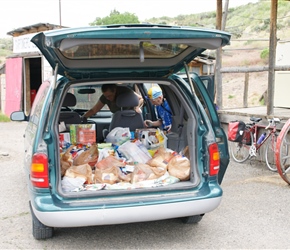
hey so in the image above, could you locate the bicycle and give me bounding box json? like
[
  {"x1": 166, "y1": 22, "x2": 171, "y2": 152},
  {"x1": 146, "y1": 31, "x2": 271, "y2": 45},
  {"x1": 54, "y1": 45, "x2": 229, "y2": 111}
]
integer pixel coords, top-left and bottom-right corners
[
  {"x1": 275, "y1": 118, "x2": 290, "y2": 184},
  {"x1": 228, "y1": 117, "x2": 281, "y2": 172}
]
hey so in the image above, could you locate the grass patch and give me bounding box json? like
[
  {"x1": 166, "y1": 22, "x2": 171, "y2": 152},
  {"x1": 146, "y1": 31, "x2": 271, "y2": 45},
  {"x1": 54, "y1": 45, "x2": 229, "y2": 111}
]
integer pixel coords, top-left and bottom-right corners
[
  {"x1": 228, "y1": 95, "x2": 235, "y2": 99},
  {"x1": 0, "y1": 112, "x2": 10, "y2": 122}
]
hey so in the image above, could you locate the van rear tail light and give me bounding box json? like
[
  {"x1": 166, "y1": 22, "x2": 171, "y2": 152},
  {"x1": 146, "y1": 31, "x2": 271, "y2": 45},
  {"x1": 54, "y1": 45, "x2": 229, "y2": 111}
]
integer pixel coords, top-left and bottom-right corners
[
  {"x1": 208, "y1": 143, "x2": 220, "y2": 176},
  {"x1": 30, "y1": 153, "x2": 49, "y2": 188}
]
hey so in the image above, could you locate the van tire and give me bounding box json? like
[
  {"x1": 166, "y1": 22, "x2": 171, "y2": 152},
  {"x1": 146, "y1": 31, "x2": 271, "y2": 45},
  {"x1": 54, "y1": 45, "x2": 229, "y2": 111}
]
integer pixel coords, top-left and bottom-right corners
[
  {"x1": 180, "y1": 214, "x2": 204, "y2": 224},
  {"x1": 29, "y1": 201, "x2": 54, "y2": 240}
]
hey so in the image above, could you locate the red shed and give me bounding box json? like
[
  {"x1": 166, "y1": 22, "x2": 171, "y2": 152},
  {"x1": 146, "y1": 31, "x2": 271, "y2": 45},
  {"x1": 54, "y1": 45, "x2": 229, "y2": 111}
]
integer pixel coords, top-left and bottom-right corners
[{"x1": 2, "y1": 23, "x2": 67, "y2": 116}]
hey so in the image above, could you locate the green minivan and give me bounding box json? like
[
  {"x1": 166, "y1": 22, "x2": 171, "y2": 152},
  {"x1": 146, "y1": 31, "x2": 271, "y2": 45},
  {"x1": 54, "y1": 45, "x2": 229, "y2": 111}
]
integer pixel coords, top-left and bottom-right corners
[{"x1": 11, "y1": 24, "x2": 230, "y2": 240}]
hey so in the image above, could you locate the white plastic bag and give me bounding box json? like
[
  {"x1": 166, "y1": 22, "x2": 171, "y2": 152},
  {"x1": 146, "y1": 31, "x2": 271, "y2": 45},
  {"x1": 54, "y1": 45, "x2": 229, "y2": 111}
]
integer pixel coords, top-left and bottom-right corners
[
  {"x1": 118, "y1": 140, "x2": 152, "y2": 163},
  {"x1": 105, "y1": 127, "x2": 131, "y2": 145},
  {"x1": 61, "y1": 176, "x2": 86, "y2": 192}
]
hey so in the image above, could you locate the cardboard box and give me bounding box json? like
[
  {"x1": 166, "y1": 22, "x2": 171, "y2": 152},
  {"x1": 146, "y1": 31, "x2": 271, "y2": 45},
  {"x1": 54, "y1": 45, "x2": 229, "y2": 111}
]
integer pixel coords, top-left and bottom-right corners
[
  {"x1": 135, "y1": 128, "x2": 157, "y2": 140},
  {"x1": 69, "y1": 124, "x2": 96, "y2": 145},
  {"x1": 135, "y1": 128, "x2": 167, "y2": 149},
  {"x1": 135, "y1": 128, "x2": 160, "y2": 148},
  {"x1": 59, "y1": 132, "x2": 71, "y2": 147}
]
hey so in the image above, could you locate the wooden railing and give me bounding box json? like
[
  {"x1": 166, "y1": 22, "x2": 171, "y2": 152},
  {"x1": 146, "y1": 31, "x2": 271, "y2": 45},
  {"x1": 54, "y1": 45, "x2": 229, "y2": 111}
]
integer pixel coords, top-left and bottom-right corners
[{"x1": 220, "y1": 65, "x2": 290, "y2": 108}]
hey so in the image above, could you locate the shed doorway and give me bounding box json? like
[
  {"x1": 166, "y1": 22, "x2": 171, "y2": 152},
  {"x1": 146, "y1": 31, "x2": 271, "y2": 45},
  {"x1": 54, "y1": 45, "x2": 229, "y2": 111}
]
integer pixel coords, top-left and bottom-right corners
[{"x1": 24, "y1": 57, "x2": 42, "y2": 114}]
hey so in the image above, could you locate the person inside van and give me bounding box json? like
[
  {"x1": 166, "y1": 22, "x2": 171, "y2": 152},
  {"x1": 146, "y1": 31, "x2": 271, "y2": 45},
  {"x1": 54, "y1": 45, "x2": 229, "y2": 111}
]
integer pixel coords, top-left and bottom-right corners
[
  {"x1": 82, "y1": 84, "x2": 143, "y2": 120},
  {"x1": 144, "y1": 86, "x2": 172, "y2": 132}
]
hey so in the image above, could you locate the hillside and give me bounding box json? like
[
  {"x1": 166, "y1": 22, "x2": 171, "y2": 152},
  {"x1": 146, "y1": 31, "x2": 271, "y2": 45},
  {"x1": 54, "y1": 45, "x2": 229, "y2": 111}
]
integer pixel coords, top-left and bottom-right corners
[
  {"x1": 146, "y1": 0, "x2": 290, "y2": 41},
  {"x1": 145, "y1": 0, "x2": 290, "y2": 108}
]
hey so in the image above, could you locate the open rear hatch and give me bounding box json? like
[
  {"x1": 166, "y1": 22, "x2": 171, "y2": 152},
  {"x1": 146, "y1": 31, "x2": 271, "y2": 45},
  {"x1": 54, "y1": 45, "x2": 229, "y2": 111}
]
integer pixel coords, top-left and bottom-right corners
[
  {"x1": 31, "y1": 24, "x2": 231, "y2": 80},
  {"x1": 32, "y1": 24, "x2": 230, "y2": 197}
]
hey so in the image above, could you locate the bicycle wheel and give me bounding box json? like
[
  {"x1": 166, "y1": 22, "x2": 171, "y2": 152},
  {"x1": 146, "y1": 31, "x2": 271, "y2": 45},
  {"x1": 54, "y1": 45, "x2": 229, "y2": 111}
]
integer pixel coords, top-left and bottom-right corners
[
  {"x1": 265, "y1": 134, "x2": 277, "y2": 172},
  {"x1": 229, "y1": 130, "x2": 252, "y2": 163},
  {"x1": 276, "y1": 119, "x2": 290, "y2": 185}
]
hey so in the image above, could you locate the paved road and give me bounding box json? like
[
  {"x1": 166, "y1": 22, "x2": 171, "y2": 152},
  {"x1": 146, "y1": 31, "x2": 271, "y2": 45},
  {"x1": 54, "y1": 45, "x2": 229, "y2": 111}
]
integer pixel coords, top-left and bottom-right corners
[{"x1": 1, "y1": 122, "x2": 290, "y2": 249}]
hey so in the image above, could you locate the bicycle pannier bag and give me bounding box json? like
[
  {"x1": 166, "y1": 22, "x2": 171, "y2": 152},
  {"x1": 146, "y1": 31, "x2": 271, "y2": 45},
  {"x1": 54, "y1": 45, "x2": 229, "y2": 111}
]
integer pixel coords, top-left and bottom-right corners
[
  {"x1": 228, "y1": 121, "x2": 246, "y2": 142},
  {"x1": 242, "y1": 129, "x2": 251, "y2": 145}
]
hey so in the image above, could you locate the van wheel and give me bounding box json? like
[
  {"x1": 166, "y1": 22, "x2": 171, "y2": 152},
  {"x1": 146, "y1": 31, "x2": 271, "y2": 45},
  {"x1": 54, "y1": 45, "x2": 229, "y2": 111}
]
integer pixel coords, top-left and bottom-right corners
[
  {"x1": 29, "y1": 202, "x2": 54, "y2": 240},
  {"x1": 180, "y1": 214, "x2": 204, "y2": 224}
]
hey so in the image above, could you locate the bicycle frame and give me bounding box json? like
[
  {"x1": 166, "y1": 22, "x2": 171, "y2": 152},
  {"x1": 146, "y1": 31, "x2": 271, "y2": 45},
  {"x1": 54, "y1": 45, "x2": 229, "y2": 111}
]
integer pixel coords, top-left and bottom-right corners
[
  {"x1": 243, "y1": 123, "x2": 275, "y2": 158},
  {"x1": 251, "y1": 123, "x2": 277, "y2": 152}
]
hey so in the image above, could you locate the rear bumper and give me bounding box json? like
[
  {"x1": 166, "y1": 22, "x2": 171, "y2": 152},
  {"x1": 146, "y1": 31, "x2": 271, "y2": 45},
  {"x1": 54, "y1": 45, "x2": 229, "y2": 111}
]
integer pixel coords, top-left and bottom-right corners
[{"x1": 31, "y1": 196, "x2": 222, "y2": 228}]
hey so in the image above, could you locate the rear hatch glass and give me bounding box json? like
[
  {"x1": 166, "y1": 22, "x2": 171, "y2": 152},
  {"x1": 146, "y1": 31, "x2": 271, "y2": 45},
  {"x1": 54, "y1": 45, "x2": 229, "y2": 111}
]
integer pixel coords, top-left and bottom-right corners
[{"x1": 31, "y1": 24, "x2": 231, "y2": 79}]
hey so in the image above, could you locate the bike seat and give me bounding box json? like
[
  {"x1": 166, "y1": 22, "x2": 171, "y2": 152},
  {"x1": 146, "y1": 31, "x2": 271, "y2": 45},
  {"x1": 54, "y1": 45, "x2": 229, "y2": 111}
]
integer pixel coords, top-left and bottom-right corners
[{"x1": 250, "y1": 117, "x2": 262, "y2": 123}]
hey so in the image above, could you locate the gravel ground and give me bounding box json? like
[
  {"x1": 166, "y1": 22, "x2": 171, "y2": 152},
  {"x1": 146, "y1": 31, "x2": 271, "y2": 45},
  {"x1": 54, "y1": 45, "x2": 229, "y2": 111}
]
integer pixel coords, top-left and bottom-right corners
[{"x1": 1, "y1": 121, "x2": 290, "y2": 249}]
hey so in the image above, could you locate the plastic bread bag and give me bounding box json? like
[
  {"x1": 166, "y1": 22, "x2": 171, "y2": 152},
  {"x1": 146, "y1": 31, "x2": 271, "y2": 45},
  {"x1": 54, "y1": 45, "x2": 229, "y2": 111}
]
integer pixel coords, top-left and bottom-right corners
[
  {"x1": 95, "y1": 155, "x2": 126, "y2": 170},
  {"x1": 60, "y1": 145, "x2": 74, "y2": 177},
  {"x1": 131, "y1": 163, "x2": 166, "y2": 184},
  {"x1": 65, "y1": 163, "x2": 93, "y2": 184},
  {"x1": 147, "y1": 147, "x2": 173, "y2": 170},
  {"x1": 167, "y1": 154, "x2": 190, "y2": 181},
  {"x1": 73, "y1": 143, "x2": 99, "y2": 167},
  {"x1": 94, "y1": 155, "x2": 131, "y2": 184},
  {"x1": 94, "y1": 165, "x2": 131, "y2": 184}
]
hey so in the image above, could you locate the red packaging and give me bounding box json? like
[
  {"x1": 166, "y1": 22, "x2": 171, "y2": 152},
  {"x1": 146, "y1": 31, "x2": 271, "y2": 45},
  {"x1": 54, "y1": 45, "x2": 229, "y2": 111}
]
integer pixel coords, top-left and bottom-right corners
[{"x1": 70, "y1": 124, "x2": 96, "y2": 145}]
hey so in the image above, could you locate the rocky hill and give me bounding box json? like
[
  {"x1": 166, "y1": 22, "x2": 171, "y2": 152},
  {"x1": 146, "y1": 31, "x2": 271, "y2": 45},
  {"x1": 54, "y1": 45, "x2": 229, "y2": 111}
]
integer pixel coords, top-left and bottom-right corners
[
  {"x1": 145, "y1": 0, "x2": 290, "y2": 108},
  {"x1": 146, "y1": 0, "x2": 290, "y2": 41}
]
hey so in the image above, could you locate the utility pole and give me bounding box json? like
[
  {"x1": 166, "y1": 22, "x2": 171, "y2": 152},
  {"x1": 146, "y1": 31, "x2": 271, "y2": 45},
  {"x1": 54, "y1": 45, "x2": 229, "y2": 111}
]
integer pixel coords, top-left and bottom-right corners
[
  {"x1": 215, "y1": 0, "x2": 223, "y2": 109},
  {"x1": 59, "y1": 0, "x2": 62, "y2": 27},
  {"x1": 267, "y1": 0, "x2": 278, "y2": 116}
]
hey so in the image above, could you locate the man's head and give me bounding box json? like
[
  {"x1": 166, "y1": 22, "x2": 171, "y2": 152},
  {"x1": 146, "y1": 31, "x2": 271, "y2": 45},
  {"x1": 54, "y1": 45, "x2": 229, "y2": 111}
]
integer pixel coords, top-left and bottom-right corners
[
  {"x1": 148, "y1": 86, "x2": 163, "y2": 105},
  {"x1": 102, "y1": 84, "x2": 117, "y2": 102}
]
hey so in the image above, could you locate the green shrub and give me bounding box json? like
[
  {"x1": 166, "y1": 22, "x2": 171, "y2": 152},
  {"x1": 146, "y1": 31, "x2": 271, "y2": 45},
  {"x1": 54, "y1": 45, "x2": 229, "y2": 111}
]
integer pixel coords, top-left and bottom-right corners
[
  {"x1": 0, "y1": 112, "x2": 10, "y2": 122},
  {"x1": 260, "y1": 48, "x2": 269, "y2": 60}
]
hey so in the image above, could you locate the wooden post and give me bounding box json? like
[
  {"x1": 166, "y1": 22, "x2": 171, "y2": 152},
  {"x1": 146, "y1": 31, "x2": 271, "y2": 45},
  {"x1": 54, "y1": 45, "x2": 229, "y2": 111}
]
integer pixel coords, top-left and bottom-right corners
[
  {"x1": 267, "y1": 0, "x2": 278, "y2": 116},
  {"x1": 243, "y1": 72, "x2": 249, "y2": 108},
  {"x1": 25, "y1": 59, "x2": 31, "y2": 115},
  {"x1": 222, "y1": 0, "x2": 229, "y2": 31},
  {"x1": 215, "y1": 0, "x2": 223, "y2": 108}
]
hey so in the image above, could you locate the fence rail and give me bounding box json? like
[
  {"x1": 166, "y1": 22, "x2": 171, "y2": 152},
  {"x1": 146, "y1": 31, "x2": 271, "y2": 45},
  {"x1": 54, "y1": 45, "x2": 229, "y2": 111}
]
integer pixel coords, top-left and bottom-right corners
[
  {"x1": 220, "y1": 65, "x2": 290, "y2": 108},
  {"x1": 221, "y1": 65, "x2": 290, "y2": 73}
]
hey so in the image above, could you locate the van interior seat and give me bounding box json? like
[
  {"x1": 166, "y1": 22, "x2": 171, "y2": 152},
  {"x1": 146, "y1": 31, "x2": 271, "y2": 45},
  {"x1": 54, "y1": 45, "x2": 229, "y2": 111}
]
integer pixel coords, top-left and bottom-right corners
[
  {"x1": 59, "y1": 93, "x2": 82, "y2": 125},
  {"x1": 109, "y1": 91, "x2": 145, "y2": 132},
  {"x1": 62, "y1": 92, "x2": 77, "y2": 107}
]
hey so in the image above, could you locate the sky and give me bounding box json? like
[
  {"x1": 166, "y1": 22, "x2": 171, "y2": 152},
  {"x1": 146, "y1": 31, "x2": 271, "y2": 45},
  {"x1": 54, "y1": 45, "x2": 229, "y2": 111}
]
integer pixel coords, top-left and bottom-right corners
[{"x1": 0, "y1": 0, "x2": 258, "y2": 38}]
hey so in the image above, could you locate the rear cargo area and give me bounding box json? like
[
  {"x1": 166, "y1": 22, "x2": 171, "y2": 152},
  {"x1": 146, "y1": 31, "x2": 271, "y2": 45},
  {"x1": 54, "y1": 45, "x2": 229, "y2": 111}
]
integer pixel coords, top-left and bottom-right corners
[
  {"x1": 57, "y1": 82, "x2": 199, "y2": 193},
  {"x1": 59, "y1": 125, "x2": 192, "y2": 192}
]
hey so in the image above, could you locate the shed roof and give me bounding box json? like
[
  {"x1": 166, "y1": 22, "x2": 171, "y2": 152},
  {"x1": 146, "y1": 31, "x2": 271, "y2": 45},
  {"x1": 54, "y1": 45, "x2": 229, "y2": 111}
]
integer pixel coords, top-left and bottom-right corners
[{"x1": 7, "y1": 23, "x2": 68, "y2": 37}]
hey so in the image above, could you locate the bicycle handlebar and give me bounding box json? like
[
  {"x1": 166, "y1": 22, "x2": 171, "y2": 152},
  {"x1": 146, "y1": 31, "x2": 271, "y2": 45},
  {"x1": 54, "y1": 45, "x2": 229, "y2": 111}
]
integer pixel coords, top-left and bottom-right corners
[
  {"x1": 266, "y1": 118, "x2": 280, "y2": 129},
  {"x1": 247, "y1": 117, "x2": 280, "y2": 129}
]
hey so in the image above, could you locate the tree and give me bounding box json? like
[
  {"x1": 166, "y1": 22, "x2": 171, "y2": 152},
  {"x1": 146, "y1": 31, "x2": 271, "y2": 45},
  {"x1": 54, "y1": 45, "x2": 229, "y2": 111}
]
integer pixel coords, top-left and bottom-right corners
[{"x1": 90, "y1": 9, "x2": 140, "y2": 26}]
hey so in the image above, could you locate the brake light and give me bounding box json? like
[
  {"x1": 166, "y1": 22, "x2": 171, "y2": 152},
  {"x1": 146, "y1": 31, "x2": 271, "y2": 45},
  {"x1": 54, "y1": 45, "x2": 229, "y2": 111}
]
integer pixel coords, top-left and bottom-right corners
[
  {"x1": 30, "y1": 153, "x2": 49, "y2": 188},
  {"x1": 208, "y1": 143, "x2": 220, "y2": 176}
]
